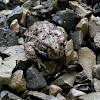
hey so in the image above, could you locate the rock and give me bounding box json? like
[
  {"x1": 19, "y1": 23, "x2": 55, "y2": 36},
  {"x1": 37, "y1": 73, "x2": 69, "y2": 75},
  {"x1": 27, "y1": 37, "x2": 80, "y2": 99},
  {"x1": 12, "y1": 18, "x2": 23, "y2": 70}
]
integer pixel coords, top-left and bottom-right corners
[
  {"x1": 28, "y1": 91, "x2": 48, "y2": 100},
  {"x1": 10, "y1": 19, "x2": 20, "y2": 33},
  {"x1": 58, "y1": 0, "x2": 69, "y2": 9},
  {"x1": 97, "y1": 54, "x2": 100, "y2": 64},
  {"x1": 93, "y1": 78, "x2": 100, "y2": 92},
  {"x1": 4, "y1": 53, "x2": 27, "y2": 62},
  {"x1": 0, "y1": 28, "x2": 18, "y2": 47},
  {"x1": 69, "y1": 51, "x2": 78, "y2": 65},
  {"x1": 0, "y1": 56, "x2": 2, "y2": 62},
  {"x1": 7, "y1": 6, "x2": 23, "y2": 24},
  {"x1": 0, "y1": 2, "x2": 7, "y2": 11},
  {"x1": 0, "y1": 45, "x2": 25, "y2": 56},
  {"x1": 41, "y1": 60, "x2": 61, "y2": 76},
  {"x1": 79, "y1": 92, "x2": 100, "y2": 100},
  {"x1": 78, "y1": 47, "x2": 96, "y2": 80},
  {"x1": 89, "y1": 15, "x2": 100, "y2": 38},
  {"x1": 8, "y1": 70, "x2": 26, "y2": 92},
  {"x1": 45, "y1": 95, "x2": 59, "y2": 100},
  {"x1": 76, "y1": 17, "x2": 88, "y2": 37},
  {"x1": 52, "y1": 72, "x2": 77, "y2": 88},
  {"x1": 19, "y1": 25, "x2": 26, "y2": 36},
  {"x1": 18, "y1": 37, "x2": 24, "y2": 45},
  {"x1": 93, "y1": 3, "x2": 100, "y2": 16},
  {"x1": 56, "y1": 93, "x2": 67, "y2": 100},
  {"x1": 0, "y1": 90, "x2": 9, "y2": 99},
  {"x1": 69, "y1": 30, "x2": 83, "y2": 49},
  {"x1": 75, "y1": 70, "x2": 87, "y2": 83},
  {"x1": 0, "y1": 59, "x2": 16, "y2": 89},
  {"x1": 69, "y1": 1, "x2": 91, "y2": 18},
  {"x1": 67, "y1": 88, "x2": 86, "y2": 100},
  {"x1": 26, "y1": 67, "x2": 47, "y2": 89},
  {"x1": 27, "y1": 15, "x2": 40, "y2": 27},
  {"x1": 0, "y1": 90, "x2": 22, "y2": 100},
  {"x1": 92, "y1": 64, "x2": 100, "y2": 80},
  {"x1": 94, "y1": 33, "x2": 100, "y2": 48},
  {"x1": 52, "y1": 8, "x2": 80, "y2": 30},
  {"x1": 0, "y1": 10, "x2": 12, "y2": 16},
  {"x1": 0, "y1": 14, "x2": 8, "y2": 28},
  {"x1": 49, "y1": 85, "x2": 62, "y2": 96},
  {"x1": 65, "y1": 39, "x2": 74, "y2": 65}
]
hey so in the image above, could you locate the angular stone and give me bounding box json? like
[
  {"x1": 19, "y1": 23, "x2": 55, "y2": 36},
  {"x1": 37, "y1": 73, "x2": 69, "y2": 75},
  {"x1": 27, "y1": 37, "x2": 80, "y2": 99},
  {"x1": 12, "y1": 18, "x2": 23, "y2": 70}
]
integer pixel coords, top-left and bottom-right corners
[
  {"x1": 69, "y1": 1, "x2": 91, "y2": 18},
  {"x1": 49, "y1": 85, "x2": 62, "y2": 96},
  {"x1": 0, "y1": 10, "x2": 12, "y2": 16},
  {"x1": 0, "y1": 59, "x2": 16, "y2": 88},
  {"x1": 65, "y1": 39, "x2": 74, "y2": 65},
  {"x1": 8, "y1": 70, "x2": 26, "y2": 92},
  {"x1": 26, "y1": 67, "x2": 47, "y2": 89},
  {"x1": 45, "y1": 95, "x2": 59, "y2": 100},
  {"x1": 52, "y1": 8, "x2": 80, "y2": 30},
  {"x1": 78, "y1": 47, "x2": 96, "y2": 80},
  {"x1": 18, "y1": 37, "x2": 24, "y2": 45},
  {"x1": 67, "y1": 88, "x2": 86, "y2": 100},
  {"x1": 10, "y1": 19, "x2": 20, "y2": 33},
  {"x1": 56, "y1": 93, "x2": 67, "y2": 100},
  {"x1": 97, "y1": 54, "x2": 100, "y2": 64},
  {"x1": 69, "y1": 30, "x2": 83, "y2": 49},
  {"x1": 92, "y1": 64, "x2": 100, "y2": 80},
  {"x1": 0, "y1": 90, "x2": 22, "y2": 100},
  {"x1": 79, "y1": 92, "x2": 100, "y2": 100},
  {"x1": 69, "y1": 51, "x2": 78, "y2": 65},
  {"x1": 0, "y1": 45, "x2": 25, "y2": 56},
  {"x1": 0, "y1": 28, "x2": 18, "y2": 47},
  {"x1": 7, "y1": 6, "x2": 23, "y2": 23},
  {"x1": 94, "y1": 33, "x2": 100, "y2": 48},
  {"x1": 52, "y1": 72, "x2": 77, "y2": 88},
  {"x1": 0, "y1": 14, "x2": 8, "y2": 28},
  {"x1": 93, "y1": 78, "x2": 100, "y2": 92},
  {"x1": 28, "y1": 91, "x2": 48, "y2": 100},
  {"x1": 89, "y1": 15, "x2": 100, "y2": 38},
  {"x1": 76, "y1": 17, "x2": 88, "y2": 37}
]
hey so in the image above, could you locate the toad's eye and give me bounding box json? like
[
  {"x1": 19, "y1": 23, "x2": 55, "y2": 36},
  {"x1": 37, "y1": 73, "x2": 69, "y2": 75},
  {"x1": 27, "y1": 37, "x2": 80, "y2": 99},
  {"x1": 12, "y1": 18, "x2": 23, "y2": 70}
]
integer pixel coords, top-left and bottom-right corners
[{"x1": 40, "y1": 44, "x2": 47, "y2": 51}]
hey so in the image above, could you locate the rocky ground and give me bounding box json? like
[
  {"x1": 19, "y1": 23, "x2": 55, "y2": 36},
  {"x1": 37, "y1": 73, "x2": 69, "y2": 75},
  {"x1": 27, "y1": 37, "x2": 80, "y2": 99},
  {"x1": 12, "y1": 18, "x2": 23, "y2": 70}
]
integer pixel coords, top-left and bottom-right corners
[{"x1": 0, "y1": 0, "x2": 100, "y2": 100}]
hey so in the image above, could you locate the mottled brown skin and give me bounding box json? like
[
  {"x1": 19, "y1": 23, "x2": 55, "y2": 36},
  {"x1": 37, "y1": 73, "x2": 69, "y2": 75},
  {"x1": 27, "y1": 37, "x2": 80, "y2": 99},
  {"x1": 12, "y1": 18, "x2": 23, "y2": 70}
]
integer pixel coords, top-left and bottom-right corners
[{"x1": 24, "y1": 20, "x2": 67, "y2": 68}]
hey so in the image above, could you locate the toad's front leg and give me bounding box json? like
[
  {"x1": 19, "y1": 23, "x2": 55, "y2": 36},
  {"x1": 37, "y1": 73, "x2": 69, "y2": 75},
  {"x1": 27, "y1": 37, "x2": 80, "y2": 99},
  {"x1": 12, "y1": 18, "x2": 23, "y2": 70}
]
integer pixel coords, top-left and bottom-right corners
[{"x1": 24, "y1": 42, "x2": 46, "y2": 69}]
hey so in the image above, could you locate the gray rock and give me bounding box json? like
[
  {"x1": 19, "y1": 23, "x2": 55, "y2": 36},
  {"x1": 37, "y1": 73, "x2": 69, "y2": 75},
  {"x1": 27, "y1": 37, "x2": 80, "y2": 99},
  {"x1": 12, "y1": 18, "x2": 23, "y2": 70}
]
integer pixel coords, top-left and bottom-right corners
[
  {"x1": 79, "y1": 92, "x2": 100, "y2": 100},
  {"x1": 7, "y1": 6, "x2": 23, "y2": 23},
  {"x1": 0, "y1": 14, "x2": 8, "y2": 28},
  {"x1": 45, "y1": 95, "x2": 59, "y2": 100},
  {"x1": 94, "y1": 33, "x2": 100, "y2": 48},
  {"x1": 26, "y1": 67, "x2": 47, "y2": 89},
  {"x1": 97, "y1": 54, "x2": 100, "y2": 64},
  {"x1": 49, "y1": 85, "x2": 62, "y2": 96},
  {"x1": 0, "y1": 28, "x2": 18, "y2": 47},
  {"x1": 18, "y1": 37, "x2": 24, "y2": 45},
  {"x1": 93, "y1": 78, "x2": 100, "y2": 92},
  {"x1": 78, "y1": 47, "x2": 96, "y2": 80},
  {"x1": 0, "y1": 45, "x2": 24, "y2": 56},
  {"x1": 89, "y1": 15, "x2": 100, "y2": 38},
  {"x1": 56, "y1": 93, "x2": 67, "y2": 100},
  {"x1": 69, "y1": 30, "x2": 83, "y2": 49},
  {"x1": 92, "y1": 64, "x2": 100, "y2": 80},
  {"x1": 52, "y1": 8, "x2": 80, "y2": 30},
  {"x1": 52, "y1": 72, "x2": 77, "y2": 88},
  {"x1": 67, "y1": 88, "x2": 86, "y2": 100},
  {"x1": 69, "y1": 1, "x2": 91, "y2": 18},
  {"x1": 0, "y1": 90, "x2": 22, "y2": 100},
  {"x1": 76, "y1": 17, "x2": 88, "y2": 37},
  {"x1": 28, "y1": 91, "x2": 48, "y2": 100},
  {"x1": 8, "y1": 70, "x2": 26, "y2": 93},
  {"x1": 0, "y1": 10, "x2": 12, "y2": 16},
  {"x1": 0, "y1": 59, "x2": 16, "y2": 90}
]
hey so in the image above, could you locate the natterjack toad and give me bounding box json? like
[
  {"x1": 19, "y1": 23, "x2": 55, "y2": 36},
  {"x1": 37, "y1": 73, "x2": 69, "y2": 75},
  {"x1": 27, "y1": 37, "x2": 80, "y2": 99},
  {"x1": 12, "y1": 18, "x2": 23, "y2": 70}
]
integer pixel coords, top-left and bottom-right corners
[{"x1": 24, "y1": 20, "x2": 67, "y2": 68}]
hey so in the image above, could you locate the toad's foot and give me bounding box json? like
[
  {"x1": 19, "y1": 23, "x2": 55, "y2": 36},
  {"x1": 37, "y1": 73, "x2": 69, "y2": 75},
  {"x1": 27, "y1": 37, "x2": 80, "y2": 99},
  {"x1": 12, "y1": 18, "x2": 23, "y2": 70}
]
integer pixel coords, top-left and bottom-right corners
[{"x1": 34, "y1": 58, "x2": 46, "y2": 69}]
